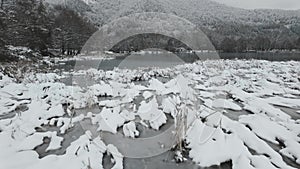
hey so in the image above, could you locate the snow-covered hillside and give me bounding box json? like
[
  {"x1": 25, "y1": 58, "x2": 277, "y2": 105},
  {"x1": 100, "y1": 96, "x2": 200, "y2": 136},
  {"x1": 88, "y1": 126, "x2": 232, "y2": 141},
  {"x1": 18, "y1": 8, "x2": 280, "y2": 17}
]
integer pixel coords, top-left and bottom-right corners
[
  {"x1": 44, "y1": 0, "x2": 300, "y2": 49},
  {"x1": 46, "y1": 0, "x2": 300, "y2": 26}
]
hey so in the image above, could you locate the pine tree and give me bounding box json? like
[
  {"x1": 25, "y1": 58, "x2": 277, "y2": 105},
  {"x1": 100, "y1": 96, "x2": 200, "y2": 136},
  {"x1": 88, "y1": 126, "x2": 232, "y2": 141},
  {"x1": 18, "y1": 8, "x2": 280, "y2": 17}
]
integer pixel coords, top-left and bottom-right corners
[
  {"x1": 220, "y1": 37, "x2": 237, "y2": 52},
  {"x1": 11, "y1": 0, "x2": 37, "y2": 48},
  {"x1": 32, "y1": 0, "x2": 52, "y2": 53},
  {"x1": 236, "y1": 38, "x2": 247, "y2": 52},
  {"x1": 254, "y1": 37, "x2": 271, "y2": 51},
  {"x1": 0, "y1": 9, "x2": 7, "y2": 59},
  {"x1": 296, "y1": 37, "x2": 300, "y2": 49},
  {"x1": 52, "y1": 7, "x2": 96, "y2": 55},
  {"x1": 9, "y1": 0, "x2": 52, "y2": 53}
]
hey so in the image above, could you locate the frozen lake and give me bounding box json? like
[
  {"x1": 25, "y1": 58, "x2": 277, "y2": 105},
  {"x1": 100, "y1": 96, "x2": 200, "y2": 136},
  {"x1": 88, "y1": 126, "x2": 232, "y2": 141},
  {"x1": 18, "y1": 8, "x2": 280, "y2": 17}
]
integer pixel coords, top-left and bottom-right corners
[{"x1": 0, "y1": 58, "x2": 300, "y2": 169}]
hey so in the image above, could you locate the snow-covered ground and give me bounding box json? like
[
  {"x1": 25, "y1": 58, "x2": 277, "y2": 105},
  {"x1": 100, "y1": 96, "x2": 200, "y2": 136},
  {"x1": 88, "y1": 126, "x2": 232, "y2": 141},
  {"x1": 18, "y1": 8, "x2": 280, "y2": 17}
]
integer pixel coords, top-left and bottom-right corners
[{"x1": 0, "y1": 59, "x2": 299, "y2": 169}]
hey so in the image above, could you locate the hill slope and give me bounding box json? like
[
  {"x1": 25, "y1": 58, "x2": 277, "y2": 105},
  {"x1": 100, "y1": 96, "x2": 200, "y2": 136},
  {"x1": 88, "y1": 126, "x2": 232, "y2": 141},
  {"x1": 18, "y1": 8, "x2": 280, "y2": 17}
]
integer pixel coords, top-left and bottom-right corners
[{"x1": 45, "y1": 0, "x2": 300, "y2": 50}]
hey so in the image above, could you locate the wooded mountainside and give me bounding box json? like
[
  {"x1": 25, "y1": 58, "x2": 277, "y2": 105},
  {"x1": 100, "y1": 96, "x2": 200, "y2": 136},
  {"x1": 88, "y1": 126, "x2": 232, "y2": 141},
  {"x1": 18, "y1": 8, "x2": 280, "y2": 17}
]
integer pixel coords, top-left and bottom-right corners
[{"x1": 1, "y1": 0, "x2": 300, "y2": 61}]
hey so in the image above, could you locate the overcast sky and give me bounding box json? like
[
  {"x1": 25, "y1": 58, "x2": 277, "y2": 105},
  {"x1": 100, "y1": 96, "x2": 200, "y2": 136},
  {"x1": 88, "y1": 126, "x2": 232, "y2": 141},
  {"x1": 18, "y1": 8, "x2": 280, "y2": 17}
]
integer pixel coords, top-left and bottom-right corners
[{"x1": 212, "y1": 0, "x2": 300, "y2": 10}]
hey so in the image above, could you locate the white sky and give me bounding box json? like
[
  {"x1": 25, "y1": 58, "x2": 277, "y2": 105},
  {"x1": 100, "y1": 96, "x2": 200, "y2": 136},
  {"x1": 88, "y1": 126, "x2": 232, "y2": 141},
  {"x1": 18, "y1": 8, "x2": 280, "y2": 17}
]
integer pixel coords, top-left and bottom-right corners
[{"x1": 212, "y1": 0, "x2": 300, "y2": 10}]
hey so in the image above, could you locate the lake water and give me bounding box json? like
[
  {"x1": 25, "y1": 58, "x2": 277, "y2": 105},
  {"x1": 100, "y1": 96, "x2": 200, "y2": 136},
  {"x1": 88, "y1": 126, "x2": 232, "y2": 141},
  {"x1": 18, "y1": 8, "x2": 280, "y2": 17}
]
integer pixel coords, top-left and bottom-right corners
[{"x1": 55, "y1": 52, "x2": 300, "y2": 71}]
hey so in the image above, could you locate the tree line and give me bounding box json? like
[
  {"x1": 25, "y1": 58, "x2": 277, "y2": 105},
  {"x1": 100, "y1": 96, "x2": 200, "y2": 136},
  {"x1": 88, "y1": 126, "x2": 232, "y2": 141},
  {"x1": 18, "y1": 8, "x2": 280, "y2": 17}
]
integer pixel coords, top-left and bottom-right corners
[
  {"x1": 0, "y1": 0, "x2": 97, "y2": 60},
  {"x1": 217, "y1": 36, "x2": 300, "y2": 53}
]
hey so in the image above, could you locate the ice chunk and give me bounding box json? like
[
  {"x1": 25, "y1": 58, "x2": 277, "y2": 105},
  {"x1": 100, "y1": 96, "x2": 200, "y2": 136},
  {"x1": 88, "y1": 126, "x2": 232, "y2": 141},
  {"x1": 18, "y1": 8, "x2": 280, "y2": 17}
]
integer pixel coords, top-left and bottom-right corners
[
  {"x1": 142, "y1": 91, "x2": 153, "y2": 99},
  {"x1": 107, "y1": 144, "x2": 123, "y2": 169},
  {"x1": 123, "y1": 121, "x2": 139, "y2": 138},
  {"x1": 92, "y1": 108, "x2": 125, "y2": 134},
  {"x1": 137, "y1": 98, "x2": 167, "y2": 130}
]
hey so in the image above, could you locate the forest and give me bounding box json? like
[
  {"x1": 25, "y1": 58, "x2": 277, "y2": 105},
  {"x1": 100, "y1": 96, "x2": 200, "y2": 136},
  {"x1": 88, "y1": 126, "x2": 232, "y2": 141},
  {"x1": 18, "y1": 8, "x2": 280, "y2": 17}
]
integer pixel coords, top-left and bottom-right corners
[
  {"x1": 0, "y1": 0, "x2": 300, "y2": 61},
  {"x1": 0, "y1": 0, "x2": 96, "y2": 61}
]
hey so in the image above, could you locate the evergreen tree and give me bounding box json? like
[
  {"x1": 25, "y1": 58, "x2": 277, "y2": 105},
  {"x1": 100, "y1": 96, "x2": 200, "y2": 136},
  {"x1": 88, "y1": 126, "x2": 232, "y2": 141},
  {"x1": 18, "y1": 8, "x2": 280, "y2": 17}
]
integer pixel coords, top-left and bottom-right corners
[
  {"x1": 254, "y1": 37, "x2": 271, "y2": 51},
  {"x1": 32, "y1": 0, "x2": 52, "y2": 53},
  {"x1": 13, "y1": 0, "x2": 37, "y2": 47},
  {"x1": 220, "y1": 37, "x2": 237, "y2": 52},
  {"x1": 295, "y1": 37, "x2": 300, "y2": 49},
  {"x1": 282, "y1": 39, "x2": 294, "y2": 50},
  {"x1": 0, "y1": 9, "x2": 7, "y2": 59},
  {"x1": 7, "y1": 0, "x2": 52, "y2": 53},
  {"x1": 52, "y1": 7, "x2": 96, "y2": 55},
  {"x1": 236, "y1": 38, "x2": 247, "y2": 52}
]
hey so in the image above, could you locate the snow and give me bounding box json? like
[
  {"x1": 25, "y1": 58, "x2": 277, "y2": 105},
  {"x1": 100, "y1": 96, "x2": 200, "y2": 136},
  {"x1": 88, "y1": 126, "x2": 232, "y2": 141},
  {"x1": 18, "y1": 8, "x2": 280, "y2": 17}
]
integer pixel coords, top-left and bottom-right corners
[
  {"x1": 107, "y1": 144, "x2": 124, "y2": 169},
  {"x1": 199, "y1": 91, "x2": 215, "y2": 98},
  {"x1": 228, "y1": 87, "x2": 291, "y2": 121},
  {"x1": 123, "y1": 121, "x2": 139, "y2": 138},
  {"x1": 137, "y1": 98, "x2": 167, "y2": 130},
  {"x1": 186, "y1": 119, "x2": 248, "y2": 168},
  {"x1": 167, "y1": 75, "x2": 196, "y2": 100},
  {"x1": 148, "y1": 78, "x2": 166, "y2": 95},
  {"x1": 92, "y1": 107, "x2": 125, "y2": 134},
  {"x1": 46, "y1": 132, "x2": 64, "y2": 152},
  {"x1": 187, "y1": 115, "x2": 296, "y2": 169},
  {"x1": 240, "y1": 114, "x2": 300, "y2": 164},
  {"x1": 142, "y1": 91, "x2": 153, "y2": 99},
  {"x1": 0, "y1": 73, "x2": 13, "y2": 87},
  {"x1": 204, "y1": 98, "x2": 242, "y2": 111},
  {"x1": 119, "y1": 109, "x2": 135, "y2": 121},
  {"x1": 161, "y1": 95, "x2": 180, "y2": 118},
  {"x1": 265, "y1": 96, "x2": 300, "y2": 108},
  {"x1": 88, "y1": 82, "x2": 113, "y2": 97}
]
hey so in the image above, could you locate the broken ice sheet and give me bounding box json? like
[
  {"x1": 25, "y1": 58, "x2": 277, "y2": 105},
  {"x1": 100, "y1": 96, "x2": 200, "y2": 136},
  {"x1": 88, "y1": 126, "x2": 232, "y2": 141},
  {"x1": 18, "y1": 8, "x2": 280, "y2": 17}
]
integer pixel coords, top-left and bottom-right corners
[
  {"x1": 186, "y1": 117, "x2": 296, "y2": 169},
  {"x1": 264, "y1": 96, "x2": 300, "y2": 108},
  {"x1": 137, "y1": 97, "x2": 167, "y2": 130},
  {"x1": 92, "y1": 107, "x2": 125, "y2": 134},
  {"x1": 107, "y1": 144, "x2": 124, "y2": 169},
  {"x1": 228, "y1": 87, "x2": 291, "y2": 121},
  {"x1": 204, "y1": 98, "x2": 242, "y2": 111},
  {"x1": 148, "y1": 78, "x2": 166, "y2": 95},
  {"x1": 161, "y1": 95, "x2": 180, "y2": 118},
  {"x1": 25, "y1": 133, "x2": 108, "y2": 169},
  {"x1": 240, "y1": 114, "x2": 300, "y2": 164}
]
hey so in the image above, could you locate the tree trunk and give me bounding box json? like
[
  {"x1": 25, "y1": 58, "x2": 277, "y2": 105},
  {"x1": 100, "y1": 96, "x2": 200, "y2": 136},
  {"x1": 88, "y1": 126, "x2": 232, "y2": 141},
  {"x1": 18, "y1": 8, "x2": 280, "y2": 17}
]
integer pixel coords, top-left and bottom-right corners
[
  {"x1": 1, "y1": 0, "x2": 4, "y2": 9},
  {"x1": 61, "y1": 42, "x2": 65, "y2": 55}
]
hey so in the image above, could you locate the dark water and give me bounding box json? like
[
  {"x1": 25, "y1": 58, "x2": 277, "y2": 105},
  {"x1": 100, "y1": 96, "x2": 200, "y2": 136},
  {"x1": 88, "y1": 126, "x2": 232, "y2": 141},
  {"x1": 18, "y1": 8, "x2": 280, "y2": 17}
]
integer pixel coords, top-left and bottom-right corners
[{"x1": 54, "y1": 52, "x2": 300, "y2": 71}]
